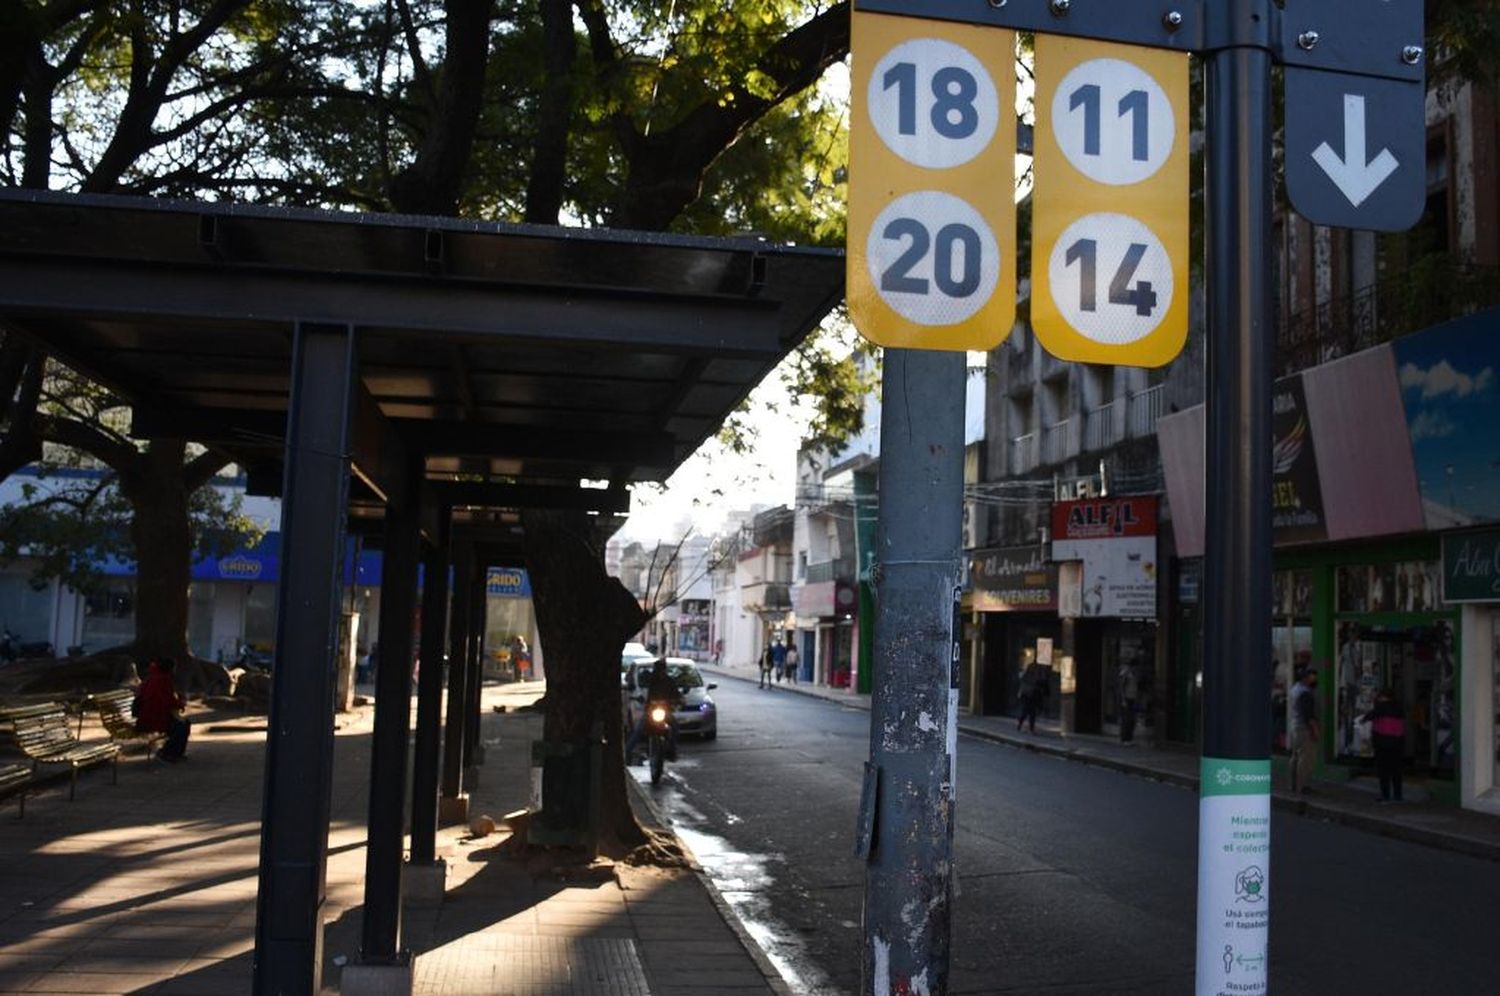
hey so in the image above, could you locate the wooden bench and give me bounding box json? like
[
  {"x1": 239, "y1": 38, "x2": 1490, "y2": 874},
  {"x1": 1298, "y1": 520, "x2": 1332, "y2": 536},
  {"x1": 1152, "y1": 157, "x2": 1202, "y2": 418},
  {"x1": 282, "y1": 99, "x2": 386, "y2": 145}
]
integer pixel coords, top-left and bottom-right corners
[
  {"x1": 0, "y1": 762, "x2": 30, "y2": 817},
  {"x1": 94, "y1": 688, "x2": 165, "y2": 759},
  {"x1": 0, "y1": 702, "x2": 119, "y2": 800}
]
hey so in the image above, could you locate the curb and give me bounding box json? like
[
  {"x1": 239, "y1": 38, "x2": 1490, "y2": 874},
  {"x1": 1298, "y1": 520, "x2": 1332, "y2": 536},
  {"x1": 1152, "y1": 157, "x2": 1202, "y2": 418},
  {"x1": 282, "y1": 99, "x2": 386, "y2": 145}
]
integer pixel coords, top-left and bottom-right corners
[
  {"x1": 703, "y1": 665, "x2": 1500, "y2": 863},
  {"x1": 625, "y1": 774, "x2": 796, "y2": 996}
]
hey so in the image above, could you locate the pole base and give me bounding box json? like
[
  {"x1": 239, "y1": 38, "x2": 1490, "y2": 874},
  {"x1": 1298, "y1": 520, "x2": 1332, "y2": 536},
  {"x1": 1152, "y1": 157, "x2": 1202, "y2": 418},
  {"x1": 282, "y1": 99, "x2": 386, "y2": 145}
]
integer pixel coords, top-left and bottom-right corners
[
  {"x1": 340, "y1": 955, "x2": 413, "y2": 996},
  {"x1": 402, "y1": 859, "x2": 447, "y2": 905},
  {"x1": 438, "y1": 793, "x2": 469, "y2": 827}
]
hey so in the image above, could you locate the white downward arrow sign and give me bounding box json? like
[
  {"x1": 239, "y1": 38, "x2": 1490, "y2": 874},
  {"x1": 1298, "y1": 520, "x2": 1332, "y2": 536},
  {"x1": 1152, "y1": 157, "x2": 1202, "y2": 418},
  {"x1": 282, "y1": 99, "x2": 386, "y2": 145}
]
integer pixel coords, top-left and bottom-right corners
[{"x1": 1312, "y1": 94, "x2": 1400, "y2": 207}]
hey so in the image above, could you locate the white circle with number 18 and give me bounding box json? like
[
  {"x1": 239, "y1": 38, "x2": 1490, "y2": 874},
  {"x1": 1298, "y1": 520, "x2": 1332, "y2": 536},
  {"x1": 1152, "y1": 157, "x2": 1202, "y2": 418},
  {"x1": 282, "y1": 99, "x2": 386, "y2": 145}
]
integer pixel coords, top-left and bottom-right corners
[
  {"x1": 868, "y1": 38, "x2": 999, "y2": 169},
  {"x1": 1047, "y1": 212, "x2": 1172, "y2": 345},
  {"x1": 867, "y1": 191, "x2": 1000, "y2": 326},
  {"x1": 1052, "y1": 58, "x2": 1174, "y2": 185}
]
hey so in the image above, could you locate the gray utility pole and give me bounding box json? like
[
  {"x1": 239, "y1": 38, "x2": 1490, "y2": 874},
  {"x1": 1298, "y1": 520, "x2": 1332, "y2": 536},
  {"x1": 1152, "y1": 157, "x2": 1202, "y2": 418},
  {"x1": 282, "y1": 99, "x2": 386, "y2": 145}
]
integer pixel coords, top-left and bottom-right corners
[{"x1": 858, "y1": 348, "x2": 967, "y2": 995}]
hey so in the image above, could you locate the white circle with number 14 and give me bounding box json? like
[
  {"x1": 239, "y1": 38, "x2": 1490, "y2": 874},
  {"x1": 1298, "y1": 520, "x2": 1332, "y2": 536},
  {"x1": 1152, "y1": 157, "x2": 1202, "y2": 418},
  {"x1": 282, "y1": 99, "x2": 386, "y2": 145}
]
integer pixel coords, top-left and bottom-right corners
[
  {"x1": 1047, "y1": 212, "x2": 1172, "y2": 345},
  {"x1": 868, "y1": 38, "x2": 999, "y2": 169},
  {"x1": 1052, "y1": 58, "x2": 1174, "y2": 185},
  {"x1": 867, "y1": 191, "x2": 1000, "y2": 326}
]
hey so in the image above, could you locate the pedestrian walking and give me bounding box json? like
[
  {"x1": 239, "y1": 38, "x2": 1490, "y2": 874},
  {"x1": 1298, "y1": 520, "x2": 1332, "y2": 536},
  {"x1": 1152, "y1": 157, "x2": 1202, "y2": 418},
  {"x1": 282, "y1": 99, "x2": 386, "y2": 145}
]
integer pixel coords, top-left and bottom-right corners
[
  {"x1": 1117, "y1": 659, "x2": 1140, "y2": 744},
  {"x1": 759, "y1": 643, "x2": 774, "y2": 689},
  {"x1": 1289, "y1": 668, "x2": 1321, "y2": 792},
  {"x1": 1016, "y1": 663, "x2": 1047, "y2": 734},
  {"x1": 1363, "y1": 687, "x2": 1406, "y2": 802},
  {"x1": 784, "y1": 643, "x2": 800, "y2": 684},
  {"x1": 771, "y1": 638, "x2": 787, "y2": 683}
]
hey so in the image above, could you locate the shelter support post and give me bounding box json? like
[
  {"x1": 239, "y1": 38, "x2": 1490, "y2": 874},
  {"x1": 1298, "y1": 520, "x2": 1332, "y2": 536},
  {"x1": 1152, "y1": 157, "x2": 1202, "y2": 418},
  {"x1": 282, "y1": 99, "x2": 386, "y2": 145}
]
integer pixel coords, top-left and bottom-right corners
[
  {"x1": 463, "y1": 564, "x2": 487, "y2": 773},
  {"x1": 408, "y1": 507, "x2": 451, "y2": 884},
  {"x1": 353, "y1": 458, "x2": 423, "y2": 978},
  {"x1": 439, "y1": 544, "x2": 474, "y2": 825},
  {"x1": 860, "y1": 349, "x2": 966, "y2": 996},
  {"x1": 252, "y1": 323, "x2": 357, "y2": 996}
]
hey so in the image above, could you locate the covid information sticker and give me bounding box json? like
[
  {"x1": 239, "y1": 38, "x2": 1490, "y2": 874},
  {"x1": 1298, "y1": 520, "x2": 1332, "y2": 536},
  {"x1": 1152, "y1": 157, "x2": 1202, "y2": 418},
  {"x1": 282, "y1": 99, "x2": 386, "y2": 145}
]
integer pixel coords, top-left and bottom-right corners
[{"x1": 1196, "y1": 758, "x2": 1271, "y2": 996}]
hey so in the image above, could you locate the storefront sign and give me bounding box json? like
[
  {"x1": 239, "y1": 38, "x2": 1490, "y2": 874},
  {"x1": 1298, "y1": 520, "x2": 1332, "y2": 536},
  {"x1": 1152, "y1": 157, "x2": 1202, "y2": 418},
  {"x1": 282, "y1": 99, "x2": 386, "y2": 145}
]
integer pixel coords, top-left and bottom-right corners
[
  {"x1": 1442, "y1": 529, "x2": 1500, "y2": 602},
  {"x1": 486, "y1": 567, "x2": 531, "y2": 598},
  {"x1": 1271, "y1": 373, "x2": 1327, "y2": 542},
  {"x1": 1051, "y1": 496, "x2": 1158, "y2": 618},
  {"x1": 1196, "y1": 757, "x2": 1270, "y2": 995},
  {"x1": 969, "y1": 545, "x2": 1057, "y2": 612}
]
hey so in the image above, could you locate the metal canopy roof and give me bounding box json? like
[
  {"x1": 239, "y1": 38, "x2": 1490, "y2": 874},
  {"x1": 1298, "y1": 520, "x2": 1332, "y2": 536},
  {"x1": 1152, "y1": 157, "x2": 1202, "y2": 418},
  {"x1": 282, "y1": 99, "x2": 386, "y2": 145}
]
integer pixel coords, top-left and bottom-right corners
[{"x1": 0, "y1": 190, "x2": 845, "y2": 513}]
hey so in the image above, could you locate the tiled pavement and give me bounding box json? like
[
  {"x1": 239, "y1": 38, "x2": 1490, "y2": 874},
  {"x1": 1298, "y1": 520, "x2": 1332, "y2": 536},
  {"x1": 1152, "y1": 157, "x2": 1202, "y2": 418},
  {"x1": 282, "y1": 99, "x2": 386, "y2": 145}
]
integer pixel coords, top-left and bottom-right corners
[
  {"x1": 701, "y1": 661, "x2": 1500, "y2": 862},
  {"x1": 0, "y1": 683, "x2": 785, "y2": 995}
]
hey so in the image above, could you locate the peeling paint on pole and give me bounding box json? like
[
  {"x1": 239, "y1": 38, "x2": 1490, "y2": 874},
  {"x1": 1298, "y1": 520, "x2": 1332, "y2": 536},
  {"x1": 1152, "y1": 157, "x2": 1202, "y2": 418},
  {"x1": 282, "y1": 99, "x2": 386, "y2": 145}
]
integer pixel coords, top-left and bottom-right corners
[{"x1": 861, "y1": 349, "x2": 966, "y2": 995}]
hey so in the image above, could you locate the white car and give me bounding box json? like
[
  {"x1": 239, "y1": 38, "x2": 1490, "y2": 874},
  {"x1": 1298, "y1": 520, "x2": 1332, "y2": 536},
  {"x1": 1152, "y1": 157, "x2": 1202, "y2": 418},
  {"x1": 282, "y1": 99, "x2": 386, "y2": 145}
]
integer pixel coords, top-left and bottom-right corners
[{"x1": 624, "y1": 657, "x2": 718, "y2": 739}]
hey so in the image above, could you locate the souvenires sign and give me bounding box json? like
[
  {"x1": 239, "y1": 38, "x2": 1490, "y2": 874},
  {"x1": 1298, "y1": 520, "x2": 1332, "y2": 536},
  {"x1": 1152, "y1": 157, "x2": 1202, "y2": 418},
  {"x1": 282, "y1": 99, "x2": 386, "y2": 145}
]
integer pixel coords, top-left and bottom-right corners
[{"x1": 969, "y1": 545, "x2": 1058, "y2": 612}]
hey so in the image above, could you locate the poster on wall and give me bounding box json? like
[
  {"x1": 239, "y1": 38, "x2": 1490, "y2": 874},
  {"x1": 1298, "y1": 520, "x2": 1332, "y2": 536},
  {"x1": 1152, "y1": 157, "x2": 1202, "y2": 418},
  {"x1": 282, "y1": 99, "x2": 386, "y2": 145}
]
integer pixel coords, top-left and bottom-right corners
[
  {"x1": 1392, "y1": 310, "x2": 1500, "y2": 528},
  {"x1": 1271, "y1": 373, "x2": 1327, "y2": 542},
  {"x1": 1051, "y1": 496, "x2": 1158, "y2": 618}
]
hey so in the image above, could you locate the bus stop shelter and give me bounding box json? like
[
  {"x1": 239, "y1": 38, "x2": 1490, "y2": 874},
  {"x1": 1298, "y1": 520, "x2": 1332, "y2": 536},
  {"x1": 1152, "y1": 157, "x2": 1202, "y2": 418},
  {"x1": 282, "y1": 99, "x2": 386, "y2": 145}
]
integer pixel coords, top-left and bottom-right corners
[{"x1": 0, "y1": 189, "x2": 844, "y2": 993}]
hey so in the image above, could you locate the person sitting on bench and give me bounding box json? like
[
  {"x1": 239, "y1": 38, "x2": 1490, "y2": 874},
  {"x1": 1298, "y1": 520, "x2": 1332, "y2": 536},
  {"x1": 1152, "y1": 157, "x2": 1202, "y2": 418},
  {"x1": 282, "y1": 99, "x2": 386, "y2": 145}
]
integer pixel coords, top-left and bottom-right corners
[{"x1": 135, "y1": 658, "x2": 191, "y2": 762}]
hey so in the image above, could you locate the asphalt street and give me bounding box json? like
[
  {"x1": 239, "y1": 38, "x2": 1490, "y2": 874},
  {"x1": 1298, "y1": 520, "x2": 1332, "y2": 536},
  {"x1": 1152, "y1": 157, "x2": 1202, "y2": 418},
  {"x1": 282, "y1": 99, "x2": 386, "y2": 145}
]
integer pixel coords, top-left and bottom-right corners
[{"x1": 636, "y1": 673, "x2": 1500, "y2": 995}]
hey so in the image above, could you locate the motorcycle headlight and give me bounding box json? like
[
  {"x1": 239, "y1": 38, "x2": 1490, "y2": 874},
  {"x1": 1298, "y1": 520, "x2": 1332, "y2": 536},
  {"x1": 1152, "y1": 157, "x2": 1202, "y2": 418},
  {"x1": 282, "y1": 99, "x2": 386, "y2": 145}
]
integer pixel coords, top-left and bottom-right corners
[
  {"x1": 649, "y1": 706, "x2": 668, "y2": 723},
  {"x1": 700, "y1": 703, "x2": 714, "y2": 712}
]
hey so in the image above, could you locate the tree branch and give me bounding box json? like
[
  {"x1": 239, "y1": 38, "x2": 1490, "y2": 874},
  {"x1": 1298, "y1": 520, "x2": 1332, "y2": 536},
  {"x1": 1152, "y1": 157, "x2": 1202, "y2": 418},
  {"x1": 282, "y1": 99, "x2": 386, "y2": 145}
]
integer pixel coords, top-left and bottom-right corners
[
  {"x1": 184, "y1": 446, "x2": 233, "y2": 490},
  {"x1": 34, "y1": 412, "x2": 142, "y2": 475}
]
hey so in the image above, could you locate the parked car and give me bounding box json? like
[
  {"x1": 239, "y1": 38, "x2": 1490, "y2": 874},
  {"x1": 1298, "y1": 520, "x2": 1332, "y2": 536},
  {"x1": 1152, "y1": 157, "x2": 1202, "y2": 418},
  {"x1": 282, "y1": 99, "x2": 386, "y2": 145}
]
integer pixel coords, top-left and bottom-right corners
[{"x1": 624, "y1": 657, "x2": 718, "y2": 740}]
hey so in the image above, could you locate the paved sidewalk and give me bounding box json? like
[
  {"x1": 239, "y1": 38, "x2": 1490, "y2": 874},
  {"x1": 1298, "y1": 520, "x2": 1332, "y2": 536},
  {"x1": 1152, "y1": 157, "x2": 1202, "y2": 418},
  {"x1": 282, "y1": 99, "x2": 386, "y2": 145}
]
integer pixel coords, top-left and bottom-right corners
[
  {"x1": 0, "y1": 682, "x2": 787, "y2": 995},
  {"x1": 701, "y1": 661, "x2": 1500, "y2": 862}
]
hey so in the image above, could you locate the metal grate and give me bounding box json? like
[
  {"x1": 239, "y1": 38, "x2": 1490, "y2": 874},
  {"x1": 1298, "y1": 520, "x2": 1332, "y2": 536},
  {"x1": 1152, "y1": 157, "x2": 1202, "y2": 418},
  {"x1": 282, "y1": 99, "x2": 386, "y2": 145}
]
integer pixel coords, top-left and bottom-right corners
[{"x1": 414, "y1": 935, "x2": 652, "y2": 996}]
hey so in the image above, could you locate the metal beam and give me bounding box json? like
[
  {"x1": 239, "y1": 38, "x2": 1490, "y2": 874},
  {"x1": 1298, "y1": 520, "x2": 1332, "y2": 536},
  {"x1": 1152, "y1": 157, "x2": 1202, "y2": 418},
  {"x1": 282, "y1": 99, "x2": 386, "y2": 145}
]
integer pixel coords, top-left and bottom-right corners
[
  {"x1": 432, "y1": 481, "x2": 629, "y2": 514},
  {"x1": 440, "y1": 545, "x2": 474, "y2": 808},
  {"x1": 410, "y1": 511, "x2": 452, "y2": 866},
  {"x1": 0, "y1": 257, "x2": 785, "y2": 358},
  {"x1": 358, "y1": 457, "x2": 423, "y2": 966},
  {"x1": 253, "y1": 322, "x2": 356, "y2": 995}
]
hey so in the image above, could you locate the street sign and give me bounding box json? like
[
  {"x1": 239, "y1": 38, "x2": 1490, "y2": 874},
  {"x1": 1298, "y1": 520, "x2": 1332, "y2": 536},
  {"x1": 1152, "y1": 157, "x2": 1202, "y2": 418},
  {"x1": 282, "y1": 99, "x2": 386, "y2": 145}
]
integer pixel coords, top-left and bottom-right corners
[
  {"x1": 848, "y1": 11, "x2": 1017, "y2": 351},
  {"x1": 1031, "y1": 35, "x2": 1188, "y2": 367},
  {"x1": 1284, "y1": 68, "x2": 1426, "y2": 232}
]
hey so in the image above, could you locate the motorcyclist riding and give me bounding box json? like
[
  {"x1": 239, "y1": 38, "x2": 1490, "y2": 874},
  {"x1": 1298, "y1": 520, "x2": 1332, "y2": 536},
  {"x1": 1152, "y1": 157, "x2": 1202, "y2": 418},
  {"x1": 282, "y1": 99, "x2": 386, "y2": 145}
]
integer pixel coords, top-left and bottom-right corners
[{"x1": 625, "y1": 658, "x2": 680, "y2": 764}]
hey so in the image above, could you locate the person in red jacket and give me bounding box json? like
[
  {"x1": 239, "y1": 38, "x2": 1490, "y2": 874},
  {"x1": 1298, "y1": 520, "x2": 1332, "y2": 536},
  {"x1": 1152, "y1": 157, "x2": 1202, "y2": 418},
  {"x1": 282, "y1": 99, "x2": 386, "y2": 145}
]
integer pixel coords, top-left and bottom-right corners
[{"x1": 135, "y1": 658, "x2": 190, "y2": 761}]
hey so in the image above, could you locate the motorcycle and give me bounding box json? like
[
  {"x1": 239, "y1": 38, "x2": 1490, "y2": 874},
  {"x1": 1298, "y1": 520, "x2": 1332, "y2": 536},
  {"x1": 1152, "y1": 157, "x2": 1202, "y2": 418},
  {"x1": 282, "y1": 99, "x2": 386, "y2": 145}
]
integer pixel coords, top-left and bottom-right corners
[
  {"x1": 644, "y1": 699, "x2": 675, "y2": 786},
  {"x1": 0, "y1": 628, "x2": 53, "y2": 662}
]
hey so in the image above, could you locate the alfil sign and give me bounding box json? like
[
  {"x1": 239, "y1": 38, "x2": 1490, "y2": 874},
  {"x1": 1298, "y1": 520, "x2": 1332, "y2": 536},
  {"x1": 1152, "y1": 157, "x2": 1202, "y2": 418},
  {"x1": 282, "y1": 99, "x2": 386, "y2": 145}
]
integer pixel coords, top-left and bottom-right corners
[{"x1": 1051, "y1": 496, "x2": 1158, "y2": 619}]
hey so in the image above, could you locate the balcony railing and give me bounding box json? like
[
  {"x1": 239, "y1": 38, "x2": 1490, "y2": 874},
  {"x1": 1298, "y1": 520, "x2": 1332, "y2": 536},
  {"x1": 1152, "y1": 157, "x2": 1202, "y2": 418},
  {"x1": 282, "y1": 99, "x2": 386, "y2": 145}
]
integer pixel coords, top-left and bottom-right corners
[
  {"x1": 805, "y1": 557, "x2": 855, "y2": 584},
  {"x1": 1276, "y1": 261, "x2": 1500, "y2": 377},
  {"x1": 1083, "y1": 399, "x2": 1122, "y2": 452},
  {"x1": 1010, "y1": 432, "x2": 1039, "y2": 475},
  {"x1": 1040, "y1": 418, "x2": 1080, "y2": 465},
  {"x1": 1125, "y1": 384, "x2": 1166, "y2": 438}
]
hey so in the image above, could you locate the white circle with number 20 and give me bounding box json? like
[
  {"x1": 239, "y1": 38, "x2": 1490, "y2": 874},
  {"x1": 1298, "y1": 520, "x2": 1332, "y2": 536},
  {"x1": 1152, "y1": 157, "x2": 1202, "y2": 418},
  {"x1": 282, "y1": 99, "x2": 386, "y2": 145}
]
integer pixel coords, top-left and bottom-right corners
[
  {"x1": 868, "y1": 38, "x2": 998, "y2": 169},
  {"x1": 1047, "y1": 212, "x2": 1172, "y2": 345},
  {"x1": 867, "y1": 191, "x2": 999, "y2": 327},
  {"x1": 1052, "y1": 58, "x2": 1174, "y2": 185}
]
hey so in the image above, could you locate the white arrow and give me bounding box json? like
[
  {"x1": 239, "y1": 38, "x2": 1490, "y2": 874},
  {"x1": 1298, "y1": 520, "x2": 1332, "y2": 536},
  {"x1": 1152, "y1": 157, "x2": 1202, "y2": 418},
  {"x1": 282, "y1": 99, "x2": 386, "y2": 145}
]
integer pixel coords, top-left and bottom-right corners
[{"x1": 1311, "y1": 94, "x2": 1400, "y2": 207}]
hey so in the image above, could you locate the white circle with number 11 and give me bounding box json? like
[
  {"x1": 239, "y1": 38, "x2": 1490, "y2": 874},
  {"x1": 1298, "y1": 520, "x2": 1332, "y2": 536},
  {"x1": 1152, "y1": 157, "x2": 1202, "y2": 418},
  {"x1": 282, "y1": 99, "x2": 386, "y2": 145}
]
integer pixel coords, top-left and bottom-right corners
[
  {"x1": 868, "y1": 38, "x2": 999, "y2": 169},
  {"x1": 867, "y1": 191, "x2": 1000, "y2": 326},
  {"x1": 1047, "y1": 212, "x2": 1172, "y2": 345},
  {"x1": 1052, "y1": 58, "x2": 1174, "y2": 185}
]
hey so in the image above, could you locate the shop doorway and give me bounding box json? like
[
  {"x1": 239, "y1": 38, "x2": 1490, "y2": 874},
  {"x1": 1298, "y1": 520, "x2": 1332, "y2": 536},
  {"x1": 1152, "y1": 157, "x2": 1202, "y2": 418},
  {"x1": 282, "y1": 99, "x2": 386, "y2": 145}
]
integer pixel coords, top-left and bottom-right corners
[
  {"x1": 1335, "y1": 620, "x2": 1457, "y2": 773},
  {"x1": 1100, "y1": 624, "x2": 1156, "y2": 739}
]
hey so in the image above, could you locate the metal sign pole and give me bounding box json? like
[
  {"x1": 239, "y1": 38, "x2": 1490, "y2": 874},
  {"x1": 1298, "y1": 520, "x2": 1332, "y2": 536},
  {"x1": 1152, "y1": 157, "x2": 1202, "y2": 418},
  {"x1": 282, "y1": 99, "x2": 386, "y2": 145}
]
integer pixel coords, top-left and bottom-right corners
[
  {"x1": 1195, "y1": 37, "x2": 1275, "y2": 996},
  {"x1": 860, "y1": 347, "x2": 967, "y2": 996}
]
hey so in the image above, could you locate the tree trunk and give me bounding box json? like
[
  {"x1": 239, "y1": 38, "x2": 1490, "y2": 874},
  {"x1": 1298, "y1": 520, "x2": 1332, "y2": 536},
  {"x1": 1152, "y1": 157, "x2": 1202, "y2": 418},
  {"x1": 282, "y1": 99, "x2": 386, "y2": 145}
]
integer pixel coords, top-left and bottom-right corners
[
  {"x1": 521, "y1": 508, "x2": 647, "y2": 854},
  {"x1": 121, "y1": 440, "x2": 194, "y2": 664}
]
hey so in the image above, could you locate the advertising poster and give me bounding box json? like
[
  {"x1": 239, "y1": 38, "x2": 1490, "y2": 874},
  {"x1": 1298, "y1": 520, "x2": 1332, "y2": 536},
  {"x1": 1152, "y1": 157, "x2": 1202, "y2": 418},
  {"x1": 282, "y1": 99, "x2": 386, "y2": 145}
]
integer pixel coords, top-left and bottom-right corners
[
  {"x1": 1051, "y1": 496, "x2": 1158, "y2": 618},
  {"x1": 1271, "y1": 373, "x2": 1327, "y2": 542},
  {"x1": 1196, "y1": 758, "x2": 1271, "y2": 996},
  {"x1": 1392, "y1": 310, "x2": 1500, "y2": 528}
]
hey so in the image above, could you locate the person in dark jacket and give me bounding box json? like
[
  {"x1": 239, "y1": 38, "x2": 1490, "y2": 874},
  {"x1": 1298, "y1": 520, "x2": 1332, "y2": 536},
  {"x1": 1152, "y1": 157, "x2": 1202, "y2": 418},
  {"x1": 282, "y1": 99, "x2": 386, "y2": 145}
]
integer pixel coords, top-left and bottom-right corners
[
  {"x1": 624, "y1": 659, "x2": 681, "y2": 763},
  {"x1": 1363, "y1": 688, "x2": 1405, "y2": 802},
  {"x1": 136, "y1": 658, "x2": 190, "y2": 761}
]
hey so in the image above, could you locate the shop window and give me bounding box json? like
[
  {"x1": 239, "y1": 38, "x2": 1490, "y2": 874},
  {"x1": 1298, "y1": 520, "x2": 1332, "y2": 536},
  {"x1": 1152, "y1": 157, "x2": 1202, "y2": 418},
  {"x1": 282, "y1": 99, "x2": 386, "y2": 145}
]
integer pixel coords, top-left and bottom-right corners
[
  {"x1": 188, "y1": 582, "x2": 216, "y2": 661},
  {"x1": 0, "y1": 573, "x2": 54, "y2": 645},
  {"x1": 1334, "y1": 620, "x2": 1455, "y2": 775},
  {"x1": 243, "y1": 584, "x2": 278, "y2": 653},
  {"x1": 82, "y1": 580, "x2": 136, "y2": 653},
  {"x1": 1335, "y1": 562, "x2": 1439, "y2": 615}
]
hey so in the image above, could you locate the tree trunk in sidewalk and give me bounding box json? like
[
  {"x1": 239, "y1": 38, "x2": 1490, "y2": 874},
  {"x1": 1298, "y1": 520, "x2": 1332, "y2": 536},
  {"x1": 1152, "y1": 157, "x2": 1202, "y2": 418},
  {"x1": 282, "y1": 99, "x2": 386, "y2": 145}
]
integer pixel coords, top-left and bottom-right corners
[
  {"x1": 522, "y1": 508, "x2": 647, "y2": 853},
  {"x1": 120, "y1": 441, "x2": 194, "y2": 665}
]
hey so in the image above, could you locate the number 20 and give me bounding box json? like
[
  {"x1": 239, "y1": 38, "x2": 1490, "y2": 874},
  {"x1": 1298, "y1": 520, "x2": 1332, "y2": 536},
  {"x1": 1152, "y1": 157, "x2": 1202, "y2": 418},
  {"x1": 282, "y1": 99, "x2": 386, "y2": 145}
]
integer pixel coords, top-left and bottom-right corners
[{"x1": 881, "y1": 218, "x2": 982, "y2": 298}]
